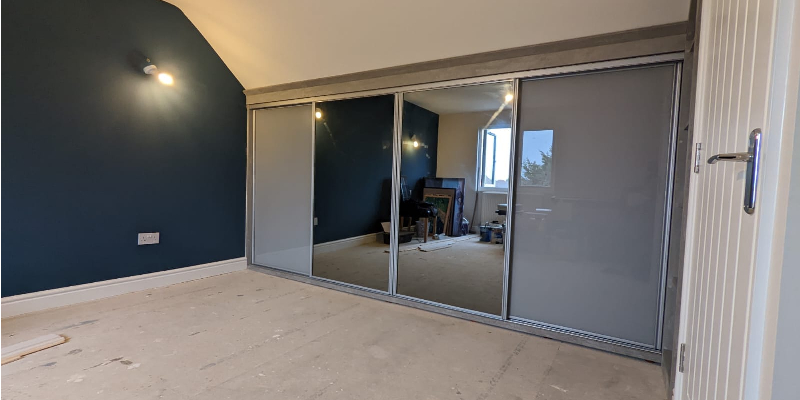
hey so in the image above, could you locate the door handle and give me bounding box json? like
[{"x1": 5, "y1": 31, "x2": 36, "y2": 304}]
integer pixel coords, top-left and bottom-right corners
[
  {"x1": 706, "y1": 128, "x2": 763, "y2": 214},
  {"x1": 707, "y1": 153, "x2": 751, "y2": 163}
]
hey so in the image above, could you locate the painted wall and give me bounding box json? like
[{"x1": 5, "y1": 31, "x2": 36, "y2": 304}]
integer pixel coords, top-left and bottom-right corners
[
  {"x1": 436, "y1": 110, "x2": 511, "y2": 225},
  {"x1": 165, "y1": 0, "x2": 691, "y2": 89},
  {"x1": 1, "y1": 0, "x2": 246, "y2": 296},
  {"x1": 401, "y1": 102, "x2": 439, "y2": 200}
]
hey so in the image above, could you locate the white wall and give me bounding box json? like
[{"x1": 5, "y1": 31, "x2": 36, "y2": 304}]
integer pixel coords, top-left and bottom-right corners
[
  {"x1": 770, "y1": 45, "x2": 800, "y2": 400},
  {"x1": 436, "y1": 110, "x2": 511, "y2": 227},
  {"x1": 165, "y1": 0, "x2": 690, "y2": 89}
]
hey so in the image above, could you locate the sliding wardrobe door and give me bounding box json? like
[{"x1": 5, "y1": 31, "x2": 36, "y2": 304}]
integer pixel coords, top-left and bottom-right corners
[
  {"x1": 397, "y1": 82, "x2": 512, "y2": 315},
  {"x1": 508, "y1": 65, "x2": 677, "y2": 348},
  {"x1": 252, "y1": 105, "x2": 313, "y2": 274},
  {"x1": 311, "y1": 95, "x2": 394, "y2": 291}
]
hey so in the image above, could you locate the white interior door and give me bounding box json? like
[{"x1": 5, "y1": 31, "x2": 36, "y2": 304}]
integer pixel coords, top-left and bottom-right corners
[{"x1": 676, "y1": 0, "x2": 798, "y2": 399}]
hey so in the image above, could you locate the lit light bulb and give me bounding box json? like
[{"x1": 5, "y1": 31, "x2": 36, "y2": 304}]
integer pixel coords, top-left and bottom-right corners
[
  {"x1": 315, "y1": 110, "x2": 322, "y2": 119},
  {"x1": 505, "y1": 93, "x2": 514, "y2": 102},
  {"x1": 413, "y1": 140, "x2": 419, "y2": 148},
  {"x1": 158, "y1": 72, "x2": 174, "y2": 85}
]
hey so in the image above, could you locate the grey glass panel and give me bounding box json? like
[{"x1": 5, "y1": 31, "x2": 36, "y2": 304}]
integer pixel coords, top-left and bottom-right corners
[
  {"x1": 253, "y1": 105, "x2": 313, "y2": 274},
  {"x1": 508, "y1": 66, "x2": 676, "y2": 346},
  {"x1": 311, "y1": 95, "x2": 393, "y2": 291},
  {"x1": 398, "y1": 82, "x2": 512, "y2": 315}
]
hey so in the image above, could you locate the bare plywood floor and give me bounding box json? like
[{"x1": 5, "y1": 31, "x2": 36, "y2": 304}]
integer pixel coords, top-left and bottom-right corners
[{"x1": 1, "y1": 271, "x2": 666, "y2": 399}]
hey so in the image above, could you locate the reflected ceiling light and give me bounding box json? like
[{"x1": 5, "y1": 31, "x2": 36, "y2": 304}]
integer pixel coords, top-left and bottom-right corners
[
  {"x1": 413, "y1": 140, "x2": 419, "y2": 148},
  {"x1": 505, "y1": 93, "x2": 514, "y2": 102},
  {"x1": 315, "y1": 109, "x2": 323, "y2": 119}
]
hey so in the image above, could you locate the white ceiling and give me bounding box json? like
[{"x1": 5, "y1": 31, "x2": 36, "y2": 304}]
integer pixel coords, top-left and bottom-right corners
[
  {"x1": 405, "y1": 82, "x2": 513, "y2": 114},
  {"x1": 165, "y1": 0, "x2": 690, "y2": 90}
]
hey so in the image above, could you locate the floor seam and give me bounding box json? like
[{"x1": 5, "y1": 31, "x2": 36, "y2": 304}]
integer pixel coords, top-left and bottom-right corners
[
  {"x1": 192, "y1": 303, "x2": 362, "y2": 396},
  {"x1": 475, "y1": 337, "x2": 529, "y2": 400}
]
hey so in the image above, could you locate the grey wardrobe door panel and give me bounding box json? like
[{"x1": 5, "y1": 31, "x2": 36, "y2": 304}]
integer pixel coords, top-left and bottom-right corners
[
  {"x1": 508, "y1": 65, "x2": 676, "y2": 347},
  {"x1": 253, "y1": 105, "x2": 313, "y2": 275}
]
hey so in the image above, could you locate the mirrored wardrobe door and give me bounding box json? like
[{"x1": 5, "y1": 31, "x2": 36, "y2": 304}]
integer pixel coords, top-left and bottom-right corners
[
  {"x1": 252, "y1": 105, "x2": 313, "y2": 274},
  {"x1": 311, "y1": 95, "x2": 394, "y2": 291},
  {"x1": 396, "y1": 82, "x2": 513, "y2": 315}
]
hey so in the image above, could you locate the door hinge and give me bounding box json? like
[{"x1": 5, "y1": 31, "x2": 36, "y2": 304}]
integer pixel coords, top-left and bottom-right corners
[
  {"x1": 679, "y1": 343, "x2": 687, "y2": 372},
  {"x1": 694, "y1": 143, "x2": 703, "y2": 173}
]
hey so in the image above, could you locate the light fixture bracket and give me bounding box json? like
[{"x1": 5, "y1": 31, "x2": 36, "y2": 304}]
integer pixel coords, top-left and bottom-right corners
[{"x1": 142, "y1": 64, "x2": 158, "y2": 75}]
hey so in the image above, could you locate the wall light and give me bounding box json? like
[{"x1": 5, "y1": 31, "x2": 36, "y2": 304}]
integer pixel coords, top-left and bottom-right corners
[
  {"x1": 403, "y1": 136, "x2": 426, "y2": 148},
  {"x1": 505, "y1": 93, "x2": 514, "y2": 102},
  {"x1": 315, "y1": 109, "x2": 323, "y2": 119},
  {"x1": 140, "y1": 56, "x2": 174, "y2": 86},
  {"x1": 411, "y1": 134, "x2": 421, "y2": 148}
]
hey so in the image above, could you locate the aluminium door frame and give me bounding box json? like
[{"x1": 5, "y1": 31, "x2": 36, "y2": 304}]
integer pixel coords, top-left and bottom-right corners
[
  {"x1": 390, "y1": 94, "x2": 402, "y2": 295},
  {"x1": 247, "y1": 52, "x2": 684, "y2": 361},
  {"x1": 504, "y1": 78, "x2": 521, "y2": 319},
  {"x1": 246, "y1": 54, "x2": 683, "y2": 110}
]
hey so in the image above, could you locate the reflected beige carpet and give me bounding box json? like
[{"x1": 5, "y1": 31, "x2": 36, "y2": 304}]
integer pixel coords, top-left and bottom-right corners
[{"x1": 313, "y1": 235, "x2": 504, "y2": 315}]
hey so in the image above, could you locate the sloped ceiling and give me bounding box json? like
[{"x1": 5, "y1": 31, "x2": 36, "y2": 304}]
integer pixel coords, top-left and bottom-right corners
[{"x1": 165, "y1": 0, "x2": 690, "y2": 90}]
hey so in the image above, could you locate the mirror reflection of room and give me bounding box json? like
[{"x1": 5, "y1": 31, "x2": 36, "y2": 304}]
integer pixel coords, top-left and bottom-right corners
[
  {"x1": 311, "y1": 95, "x2": 394, "y2": 291},
  {"x1": 397, "y1": 82, "x2": 513, "y2": 315}
]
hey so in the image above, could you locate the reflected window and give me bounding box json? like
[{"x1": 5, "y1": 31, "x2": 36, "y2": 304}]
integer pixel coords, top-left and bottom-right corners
[
  {"x1": 519, "y1": 130, "x2": 553, "y2": 187},
  {"x1": 480, "y1": 128, "x2": 511, "y2": 189}
]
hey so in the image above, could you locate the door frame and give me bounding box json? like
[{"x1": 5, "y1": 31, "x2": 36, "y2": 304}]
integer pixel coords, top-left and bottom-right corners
[{"x1": 672, "y1": 0, "x2": 800, "y2": 397}]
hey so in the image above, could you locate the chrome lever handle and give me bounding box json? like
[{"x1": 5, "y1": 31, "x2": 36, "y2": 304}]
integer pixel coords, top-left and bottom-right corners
[
  {"x1": 705, "y1": 128, "x2": 763, "y2": 214},
  {"x1": 707, "y1": 152, "x2": 751, "y2": 163}
]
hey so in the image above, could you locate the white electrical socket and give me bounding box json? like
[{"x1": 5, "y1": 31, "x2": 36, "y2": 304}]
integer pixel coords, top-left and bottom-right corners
[{"x1": 138, "y1": 232, "x2": 160, "y2": 245}]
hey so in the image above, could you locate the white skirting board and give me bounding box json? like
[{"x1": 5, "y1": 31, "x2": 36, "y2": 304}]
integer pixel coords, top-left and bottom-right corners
[
  {"x1": 1, "y1": 257, "x2": 247, "y2": 318},
  {"x1": 313, "y1": 233, "x2": 383, "y2": 254}
]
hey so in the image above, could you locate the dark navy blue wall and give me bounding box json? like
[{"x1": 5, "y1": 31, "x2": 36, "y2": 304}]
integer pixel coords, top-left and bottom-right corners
[
  {"x1": 313, "y1": 95, "x2": 395, "y2": 244},
  {"x1": 1, "y1": 0, "x2": 246, "y2": 296},
  {"x1": 401, "y1": 102, "x2": 439, "y2": 200}
]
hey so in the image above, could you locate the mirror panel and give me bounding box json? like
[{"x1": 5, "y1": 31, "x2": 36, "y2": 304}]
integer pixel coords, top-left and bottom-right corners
[
  {"x1": 397, "y1": 82, "x2": 513, "y2": 314},
  {"x1": 311, "y1": 95, "x2": 394, "y2": 291}
]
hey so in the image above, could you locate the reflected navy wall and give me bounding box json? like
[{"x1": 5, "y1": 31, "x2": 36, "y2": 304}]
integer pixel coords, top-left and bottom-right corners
[
  {"x1": 313, "y1": 95, "x2": 395, "y2": 244},
  {"x1": 313, "y1": 98, "x2": 440, "y2": 244},
  {"x1": 401, "y1": 102, "x2": 439, "y2": 199},
  {"x1": 1, "y1": 0, "x2": 245, "y2": 296}
]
